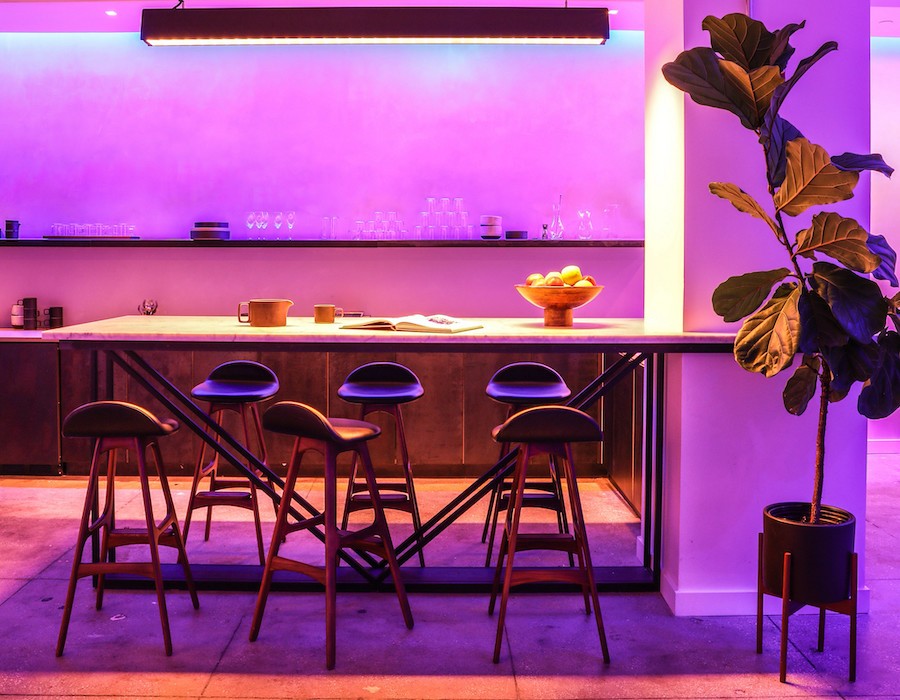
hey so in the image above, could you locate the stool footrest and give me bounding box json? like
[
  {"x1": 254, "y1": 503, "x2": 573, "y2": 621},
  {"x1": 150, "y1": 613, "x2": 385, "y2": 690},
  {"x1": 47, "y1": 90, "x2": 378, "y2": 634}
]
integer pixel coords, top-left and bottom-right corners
[
  {"x1": 107, "y1": 525, "x2": 179, "y2": 548},
  {"x1": 508, "y1": 567, "x2": 590, "y2": 588},
  {"x1": 191, "y1": 491, "x2": 254, "y2": 509},
  {"x1": 499, "y1": 493, "x2": 564, "y2": 511},
  {"x1": 511, "y1": 532, "x2": 578, "y2": 553}
]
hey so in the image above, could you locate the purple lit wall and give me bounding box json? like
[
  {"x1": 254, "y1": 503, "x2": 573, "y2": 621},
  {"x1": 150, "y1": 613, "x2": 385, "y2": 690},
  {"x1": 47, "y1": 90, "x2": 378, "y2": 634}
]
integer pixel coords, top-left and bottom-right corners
[{"x1": 0, "y1": 32, "x2": 644, "y2": 239}]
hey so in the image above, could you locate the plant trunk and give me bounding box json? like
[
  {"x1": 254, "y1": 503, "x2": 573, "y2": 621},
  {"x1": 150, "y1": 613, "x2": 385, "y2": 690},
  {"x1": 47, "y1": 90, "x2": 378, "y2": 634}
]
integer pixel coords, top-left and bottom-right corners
[{"x1": 811, "y1": 364, "x2": 830, "y2": 524}]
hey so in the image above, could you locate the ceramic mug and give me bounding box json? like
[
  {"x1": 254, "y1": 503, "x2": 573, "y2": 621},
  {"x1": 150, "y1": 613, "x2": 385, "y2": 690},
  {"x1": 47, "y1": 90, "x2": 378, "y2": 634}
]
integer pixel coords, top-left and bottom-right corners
[
  {"x1": 238, "y1": 298, "x2": 293, "y2": 327},
  {"x1": 313, "y1": 304, "x2": 344, "y2": 324}
]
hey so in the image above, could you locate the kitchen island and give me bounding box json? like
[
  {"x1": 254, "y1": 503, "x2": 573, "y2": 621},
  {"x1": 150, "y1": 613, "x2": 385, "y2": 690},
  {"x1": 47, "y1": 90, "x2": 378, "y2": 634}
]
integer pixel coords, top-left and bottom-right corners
[{"x1": 44, "y1": 315, "x2": 733, "y2": 592}]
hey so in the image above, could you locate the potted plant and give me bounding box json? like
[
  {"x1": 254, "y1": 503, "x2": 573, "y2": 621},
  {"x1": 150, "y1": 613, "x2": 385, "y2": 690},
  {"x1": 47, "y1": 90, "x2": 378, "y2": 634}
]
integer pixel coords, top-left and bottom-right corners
[{"x1": 662, "y1": 11, "x2": 898, "y2": 676}]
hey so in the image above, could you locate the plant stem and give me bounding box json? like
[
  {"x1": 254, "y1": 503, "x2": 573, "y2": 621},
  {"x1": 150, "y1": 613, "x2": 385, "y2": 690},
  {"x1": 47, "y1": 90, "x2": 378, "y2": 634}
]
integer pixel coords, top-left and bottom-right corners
[{"x1": 811, "y1": 363, "x2": 830, "y2": 524}]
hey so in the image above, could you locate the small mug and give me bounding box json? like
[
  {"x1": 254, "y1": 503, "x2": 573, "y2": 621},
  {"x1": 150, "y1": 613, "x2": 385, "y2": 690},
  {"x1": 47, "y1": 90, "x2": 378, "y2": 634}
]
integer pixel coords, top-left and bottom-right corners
[
  {"x1": 11, "y1": 304, "x2": 24, "y2": 329},
  {"x1": 314, "y1": 304, "x2": 344, "y2": 324},
  {"x1": 18, "y1": 297, "x2": 37, "y2": 310},
  {"x1": 46, "y1": 306, "x2": 64, "y2": 328}
]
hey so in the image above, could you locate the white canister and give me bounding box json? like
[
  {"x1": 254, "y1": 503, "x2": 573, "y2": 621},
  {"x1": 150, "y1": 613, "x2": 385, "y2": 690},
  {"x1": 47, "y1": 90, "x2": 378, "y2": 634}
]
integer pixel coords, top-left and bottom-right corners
[
  {"x1": 480, "y1": 214, "x2": 503, "y2": 239},
  {"x1": 11, "y1": 303, "x2": 24, "y2": 328}
]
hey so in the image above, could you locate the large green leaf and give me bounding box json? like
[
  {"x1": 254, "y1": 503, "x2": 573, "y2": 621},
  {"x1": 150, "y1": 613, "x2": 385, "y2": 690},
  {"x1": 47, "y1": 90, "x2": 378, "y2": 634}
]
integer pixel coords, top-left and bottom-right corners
[
  {"x1": 712, "y1": 268, "x2": 790, "y2": 322},
  {"x1": 798, "y1": 290, "x2": 849, "y2": 354},
  {"x1": 824, "y1": 340, "x2": 879, "y2": 395},
  {"x1": 832, "y1": 152, "x2": 894, "y2": 178},
  {"x1": 870, "y1": 233, "x2": 900, "y2": 286},
  {"x1": 765, "y1": 42, "x2": 838, "y2": 125},
  {"x1": 760, "y1": 114, "x2": 803, "y2": 189},
  {"x1": 734, "y1": 283, "x2": 801, "y2": 376},
  {"x1": 783, "y1": 355, "x2": 820, "y2": 416},
  {"x1": 774, "y1": 138, "x2": 859, "y2": 216},
  {"x1": 709, "y1": 182, "x2": 779, "y2": 234},
  {"x1": 702, "y1": 14, "x2": 776, "y2": 71},
  {"x1": 795, "y1": 212, "x2": 880, "y2": 272},
  {"x1": 769, "y1": 21, "x2": 805, "y2": 71},
  {"x1": 812, "y1": 261, "x2": 889, "y2": 343},
  {"x1": 718, "y1": 62, "x2": 783, "y2": 130},
  {"x1": 859, "y1": 332, "x2": 900, "y2": 418},
  {"x1": 661, "y1": 47, "x2": 757, "y2": 130}
]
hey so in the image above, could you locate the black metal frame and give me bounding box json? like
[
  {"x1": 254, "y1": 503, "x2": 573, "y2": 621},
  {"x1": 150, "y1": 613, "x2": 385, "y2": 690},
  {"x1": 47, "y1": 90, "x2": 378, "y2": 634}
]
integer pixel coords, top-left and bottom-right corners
[{"x1": 62, "y1": 332, "x2": 731, "y2": 592}]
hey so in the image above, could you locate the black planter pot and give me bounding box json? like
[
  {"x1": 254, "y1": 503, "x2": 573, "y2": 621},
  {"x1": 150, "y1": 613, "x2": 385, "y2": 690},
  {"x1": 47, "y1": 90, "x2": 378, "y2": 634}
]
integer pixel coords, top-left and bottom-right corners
[{"x1": 762, "y1": 502, "x2": 855, "y2": 605}]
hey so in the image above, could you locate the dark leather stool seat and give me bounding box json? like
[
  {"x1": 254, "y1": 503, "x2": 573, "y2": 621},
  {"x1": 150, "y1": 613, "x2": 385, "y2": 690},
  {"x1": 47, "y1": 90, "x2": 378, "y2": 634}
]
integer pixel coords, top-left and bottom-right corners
[
  {"x1": 483, "y1": 362, "x2": 572, "y2": 566},
  {"x1": 56, "y1": 401, "x2": 199, "y2": 657},
  {"x1": 249, "y1": 401, "x2": 414, "y2": 670},
  {"x1": 183, "y1": 360, "x2": 279, "y2": 565},
  {"x1": 337, "y1": 361, "x2": 426, "y2": 566},
  {"x1": 488, "y1": 405, "x2": 610, "y2": 664}
]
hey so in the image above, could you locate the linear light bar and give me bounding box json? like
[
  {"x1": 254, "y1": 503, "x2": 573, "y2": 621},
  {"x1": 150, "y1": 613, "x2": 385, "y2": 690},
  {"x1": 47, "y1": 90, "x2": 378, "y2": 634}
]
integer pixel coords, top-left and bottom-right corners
[{"x1": 140, "y1": 7, "x2": 610, "y2": 46}]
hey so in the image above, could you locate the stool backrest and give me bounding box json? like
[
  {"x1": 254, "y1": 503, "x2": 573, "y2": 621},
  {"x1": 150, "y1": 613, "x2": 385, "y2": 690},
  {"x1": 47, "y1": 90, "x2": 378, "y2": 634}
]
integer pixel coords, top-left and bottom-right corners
[
  {"x1": 207, "y1": 360, "x2": 279, "y2": 388},
  {"x1": 493, "y1": 405, "x2": 602, "y2": 444},
  {"x1": 344, "y1": 361, "x2": 421, "y2": 387},
  {"x1": 63, "y1": 401, "x2": 179, "y2": 438},
  {"x1": 263, "y1": 401, "x2": 341, "y2": 441}
]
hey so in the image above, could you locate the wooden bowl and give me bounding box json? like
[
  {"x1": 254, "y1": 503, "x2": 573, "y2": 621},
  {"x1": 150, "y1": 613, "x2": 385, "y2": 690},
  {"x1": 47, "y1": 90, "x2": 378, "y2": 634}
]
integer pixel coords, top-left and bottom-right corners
[{"x1": 515, "y1": 284, "x2": 604, "y2": 327}]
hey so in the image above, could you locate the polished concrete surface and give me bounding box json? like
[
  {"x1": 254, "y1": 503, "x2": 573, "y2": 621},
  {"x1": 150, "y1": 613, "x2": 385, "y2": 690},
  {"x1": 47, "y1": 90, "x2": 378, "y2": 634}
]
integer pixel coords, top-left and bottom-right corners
[{"x1": 0, "y1": 456, "x2": 897, "y2": 699}]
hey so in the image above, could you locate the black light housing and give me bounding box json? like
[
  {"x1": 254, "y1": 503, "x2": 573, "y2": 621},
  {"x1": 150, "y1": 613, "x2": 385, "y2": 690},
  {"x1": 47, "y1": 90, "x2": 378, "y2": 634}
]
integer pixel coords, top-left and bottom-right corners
[{"x1": 140, "y1": 6, "x2": 610, "y2": 46}]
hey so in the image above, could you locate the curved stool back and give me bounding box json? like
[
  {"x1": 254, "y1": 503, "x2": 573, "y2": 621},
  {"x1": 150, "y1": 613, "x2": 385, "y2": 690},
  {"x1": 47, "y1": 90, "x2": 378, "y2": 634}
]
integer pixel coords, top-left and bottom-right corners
[
  {"x1": 488, "y1": 405, "x2": 610, "y2": 665},
  {"x1": 57, "y1": 401, "x2": 199, "y2": 657},
  {"x1": 337, "y1": 361, "x2": 426, "y2": 566},
  {"x1": 249, "y1": 401, "x2": 413, "y2": 670},
  {"x1": 482, "y1": 362, "x2": 572, "y2": 566},
  {"x1": 183, "y1": 360, "x2": 279, "y2": 565}
]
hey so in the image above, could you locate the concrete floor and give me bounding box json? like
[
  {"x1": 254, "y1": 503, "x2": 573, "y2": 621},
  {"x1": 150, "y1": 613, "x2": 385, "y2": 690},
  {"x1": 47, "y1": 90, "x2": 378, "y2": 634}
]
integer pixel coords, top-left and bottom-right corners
[{"x1": 0, "y1": 457, "x2": 898, "y2": 699}]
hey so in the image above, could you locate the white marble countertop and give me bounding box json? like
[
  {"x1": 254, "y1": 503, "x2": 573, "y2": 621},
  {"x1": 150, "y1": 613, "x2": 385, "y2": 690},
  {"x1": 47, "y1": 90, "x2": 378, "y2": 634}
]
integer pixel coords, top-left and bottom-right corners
[
  {"x1": 0, "y1": 329, "x2": 44, "y2": 341},
  {"x1": 42, "y1": 315, "x2": 734, "y2": 350}
]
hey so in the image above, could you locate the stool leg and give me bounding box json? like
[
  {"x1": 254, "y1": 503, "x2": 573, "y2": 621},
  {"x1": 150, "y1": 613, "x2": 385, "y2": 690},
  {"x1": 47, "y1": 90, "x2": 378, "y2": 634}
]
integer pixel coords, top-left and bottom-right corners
[
  {"x1": 562, "y1": 444, "x2": 609, "y2": 663},
  {"x1": 249, "y1": 442, "x2": 302, "y2": 642},
  {"x1": 357, "y1": 442, "x2": 414, "y2": 630},
  {"x1": 340, "y1": 454, "x2": 360, "y2": 530},
  {"x1": 183, "y1": 404, "x2": 219, "y2": 546},
  {"x1": 134, "y1": 438, "x2": 174, "y2": 656},
  {"x1": 57, "y1": 439, "x2": 107, "y2": 657},
  {"x1": 493, "y1": 447, "x2": 528, "y2": 663},
  {"x1": 549, "y1": 453, "x2": 575, "y2": 568},
  {"x1": 756, "y1": 532, "x2": 765, "y2": 654},
  {"x1": 94, "y1": 448, "x2": 118, "y2": 611},
  {"x1": 325, "y1": 445, "x2": 339, "y2": 670},
  {"x1": 849, "y1": 552, "x2": 858, "y2": 683},
  {"x1": 394, "y1": 406, "x2": 426, "y2": 567},
  {"x1": 149, "y1": 439, "x2": 200, "y2": 611},
  {"x1": 483, "y1": 440, "x2": 509, "y2": 566},
  {"x1": 241, "y1": 404, "x2": 267, "y2": 565}
]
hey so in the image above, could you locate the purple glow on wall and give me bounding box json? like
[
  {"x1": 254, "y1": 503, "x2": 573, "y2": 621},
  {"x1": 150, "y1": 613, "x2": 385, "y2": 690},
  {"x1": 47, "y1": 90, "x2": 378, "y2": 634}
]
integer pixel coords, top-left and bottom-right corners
[{"x1": 0, "y1": 31, "x2": 644, "y2": 240}]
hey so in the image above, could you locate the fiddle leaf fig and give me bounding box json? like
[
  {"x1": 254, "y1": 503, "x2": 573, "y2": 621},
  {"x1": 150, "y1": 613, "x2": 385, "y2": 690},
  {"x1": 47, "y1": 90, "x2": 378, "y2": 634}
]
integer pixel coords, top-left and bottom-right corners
[
  {"x1": 760, "y1": 114, "x2": 803, "y2": 189},
  {"x1": 824, "y1": 339, "x2": 879, "y2": 394},
  {"x1": 870, "y1": 233, "x2": 900, "y2": 286},
  {"x1": 798, "y1": 290, "x2": 849, "y2": 353},
  {"x1": 859, "y1": 332, "x2": 900, "y2": 418},
  {"x1": 734, "y1": 283, "x2": 801, "y2": 376},
  {"x1": 832, "y1": 152, "x2": 894, "y2": 178},
  {"x1": 661, "y1": 47, "x2": 758, "y2": 129},
  {"x1": 765, "y1": 42, "x2": 838, "y2": 124},
  {"x1": 709, "y1": 182, "x2": 778, "y2": 234},
  {"x1": 702, "y1": 13, "x2": 776, "y2": 70},
  {"x1": 812, "y1": 262, "x2": 889, "y2": 343},
  {"x1": 795, "y1": 212, "x2": 880, "y2": 272},
  {"x1": 718, "y1": 62, "x2": 783, "y2": 130},
  {"x1": 783, "y1": 355, "x2": 820, "y2": 415},
  {"x1": 769, "y1": 21, "x2": 805, "y2": 71},
  {"x1": 774, "y1": 138, "x2": 859, "y2": 216},
  {"x1": 712, "y1": 268, "x2": 791, "y2": 322}
]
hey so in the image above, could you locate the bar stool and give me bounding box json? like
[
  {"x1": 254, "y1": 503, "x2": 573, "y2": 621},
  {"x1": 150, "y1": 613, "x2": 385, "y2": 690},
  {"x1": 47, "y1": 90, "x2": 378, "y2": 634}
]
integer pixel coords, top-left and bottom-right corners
[
  {"x1": 482, "y1": 362, "x2": 572, "y2": 567},
  {"x1": 488, "y1": 405, "x2": 610, "y2": 665},
  {"x1": 56, "y1": 401, "x2": 200, "y2": 657},
  {"x1": 183, "y1": 360, "x2": 279, "y2": 565},
  {"x1": 249, "y1": 401, "x2": 414, "y2": 670},
  {"x1": 337, "y1": 361, "x2": 426, "y2": 567}
]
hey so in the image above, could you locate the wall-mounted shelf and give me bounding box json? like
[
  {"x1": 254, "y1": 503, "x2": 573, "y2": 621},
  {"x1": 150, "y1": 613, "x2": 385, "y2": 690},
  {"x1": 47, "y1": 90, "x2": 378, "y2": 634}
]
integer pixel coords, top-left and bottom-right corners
[{"x1": 2, "y1": 238, "x2": 644, "y2": 249}]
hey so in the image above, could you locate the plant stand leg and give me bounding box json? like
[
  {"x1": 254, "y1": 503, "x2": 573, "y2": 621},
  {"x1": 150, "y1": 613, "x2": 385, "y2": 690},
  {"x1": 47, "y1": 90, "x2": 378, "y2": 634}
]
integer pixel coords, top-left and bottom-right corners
[
  {"x1": 756, "y1": 532, "x2": 764, "y2": 654},
  {"x1": 780, "y1": 552, "x2": 792, "y2": 684},
  {"x1": 849, "y1": 552, "x2": 858, "y2": 683},
  {"x1": 817, "y1": 608, "x2": 826, "y2": 652}
]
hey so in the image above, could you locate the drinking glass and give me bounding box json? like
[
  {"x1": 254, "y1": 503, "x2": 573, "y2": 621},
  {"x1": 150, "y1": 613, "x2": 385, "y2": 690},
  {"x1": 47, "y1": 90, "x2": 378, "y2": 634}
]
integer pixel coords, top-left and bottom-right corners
[
  {"x1": 274, "y1": 211, "x2": 284, "y2": 230},
  {"x1": 246, "y1": 212, "x2": 256, "y2": 238},
  {"x1": 286, "y1": 211, "x2": 296, "y2": 230},
  {"x1": 576, "y1": 210, "x2": 593, "y2": 240}
]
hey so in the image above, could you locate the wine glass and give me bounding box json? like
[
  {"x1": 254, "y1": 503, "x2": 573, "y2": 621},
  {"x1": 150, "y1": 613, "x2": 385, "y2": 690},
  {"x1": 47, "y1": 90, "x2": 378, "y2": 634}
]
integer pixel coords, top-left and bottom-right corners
[{"x1": 274, "y1": 211, "x2": 284, "y2": 230}]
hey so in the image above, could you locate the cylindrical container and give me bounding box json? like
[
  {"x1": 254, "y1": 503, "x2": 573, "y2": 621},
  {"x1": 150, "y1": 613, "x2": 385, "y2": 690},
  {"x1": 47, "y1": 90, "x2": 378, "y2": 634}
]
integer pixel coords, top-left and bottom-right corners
[
  {"x1": 46, "y1": 306, "x2": 64, "y2": 328},
  {"x1": 480, "y1": 215, "x2": 502, "y2": 239},
  {"x1": 11, "y1": 303, "x2": 24, "y2": 329},
  {"x1": 5, "y1": 220, "x2": 20, "y2": 239}
]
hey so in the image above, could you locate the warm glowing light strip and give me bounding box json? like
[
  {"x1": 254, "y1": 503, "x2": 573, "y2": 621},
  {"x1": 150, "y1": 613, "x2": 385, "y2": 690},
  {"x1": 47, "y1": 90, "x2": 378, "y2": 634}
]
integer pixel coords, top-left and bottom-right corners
[{"x1": 141, "y1": 7, "x2": 609, "y2": 46}]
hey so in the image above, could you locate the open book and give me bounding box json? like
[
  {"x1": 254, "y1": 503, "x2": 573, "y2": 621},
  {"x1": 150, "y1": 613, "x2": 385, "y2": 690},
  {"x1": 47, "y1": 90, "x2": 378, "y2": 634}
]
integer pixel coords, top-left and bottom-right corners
[{"x1": 340, "y1": 314, "x2": 482, "y2": 334}]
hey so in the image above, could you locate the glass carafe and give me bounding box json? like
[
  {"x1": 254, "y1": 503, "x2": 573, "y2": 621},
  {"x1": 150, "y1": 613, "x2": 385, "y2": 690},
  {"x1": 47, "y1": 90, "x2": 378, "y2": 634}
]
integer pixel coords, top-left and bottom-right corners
[
  {"x1": 576, "y1": 209, "x2": 593, "y2": 240},
  {"x1": 548, "y1": 202, "x2": 564, "y2": 240}
]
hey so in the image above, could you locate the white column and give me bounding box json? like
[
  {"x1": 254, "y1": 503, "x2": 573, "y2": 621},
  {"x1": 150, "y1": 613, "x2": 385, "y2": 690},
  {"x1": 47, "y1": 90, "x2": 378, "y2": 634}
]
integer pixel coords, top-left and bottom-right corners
[{"x1": 646, "y1": 0, "x2": 872, "y2": 614}]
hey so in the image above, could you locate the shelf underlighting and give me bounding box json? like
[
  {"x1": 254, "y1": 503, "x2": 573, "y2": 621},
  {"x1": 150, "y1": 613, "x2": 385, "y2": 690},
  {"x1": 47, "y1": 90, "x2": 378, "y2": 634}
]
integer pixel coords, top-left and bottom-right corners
[{"x1": 140, "y1": 7, "x2": 610, "y2": 46}]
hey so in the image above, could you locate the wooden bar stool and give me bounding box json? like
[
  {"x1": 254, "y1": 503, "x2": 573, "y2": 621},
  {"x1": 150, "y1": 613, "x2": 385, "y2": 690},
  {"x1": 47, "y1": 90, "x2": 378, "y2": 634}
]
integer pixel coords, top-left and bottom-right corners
[
  {"x1": 249, "y1": 401, "x2": 414, "y2": 670},
  {"x1": 483, "y1": 362, "x2": 572, "y2": 567},
  {"x1": 337, "y1": 361, "x2": 426, "y2": 566},
  {"x1": 488, "y1": 405, "x2": 610, "y2": 665},
  {"x1": 183, "y1": 360, "x2": 279, "y2": 565},
  {"x1": 56, "y1": 401, "x2": 200, "y2": 657}
]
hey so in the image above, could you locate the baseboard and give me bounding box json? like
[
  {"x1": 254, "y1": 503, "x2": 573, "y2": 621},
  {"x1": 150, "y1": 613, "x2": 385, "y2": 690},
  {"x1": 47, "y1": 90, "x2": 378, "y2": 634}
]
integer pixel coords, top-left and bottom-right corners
[
  {"x1": 867, "y1": 438, "x2": 900, "y2": 455},
  {"x1": 661, "y1": 573, "x2": 870, "y2": 616}
]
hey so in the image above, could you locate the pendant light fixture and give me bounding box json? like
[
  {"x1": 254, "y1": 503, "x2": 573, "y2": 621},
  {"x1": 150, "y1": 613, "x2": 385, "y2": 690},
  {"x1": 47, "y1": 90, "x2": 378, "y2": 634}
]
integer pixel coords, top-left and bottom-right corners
[{"x1": 140, "y1": 6, "x2": 609, "y2": 46}]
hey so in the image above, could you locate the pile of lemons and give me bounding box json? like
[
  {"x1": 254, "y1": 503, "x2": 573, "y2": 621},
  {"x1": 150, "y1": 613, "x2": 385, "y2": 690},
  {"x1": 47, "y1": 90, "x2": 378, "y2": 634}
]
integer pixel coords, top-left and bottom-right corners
[{"x1": 524, "y1": 265, "x2": 597, "y2": 287}]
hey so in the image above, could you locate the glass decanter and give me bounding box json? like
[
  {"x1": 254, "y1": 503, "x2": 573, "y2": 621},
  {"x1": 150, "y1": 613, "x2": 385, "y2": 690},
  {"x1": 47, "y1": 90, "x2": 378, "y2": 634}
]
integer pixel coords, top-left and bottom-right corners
[
  {"x1": 548, "y1": 200, "x2": 564, "y2": 240},
  {"x1": 576, "y1": 209, "x2": 593, "y2": 240}
]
